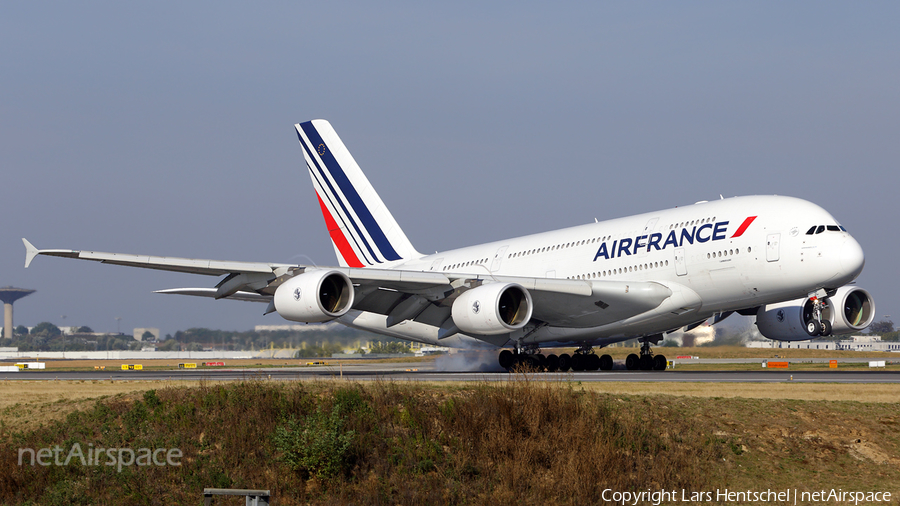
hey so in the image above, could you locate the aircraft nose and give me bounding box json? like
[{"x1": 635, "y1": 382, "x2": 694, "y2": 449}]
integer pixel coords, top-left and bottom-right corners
[{"x1": 840, "y1": 237, "x2": 865, "y2": 279}]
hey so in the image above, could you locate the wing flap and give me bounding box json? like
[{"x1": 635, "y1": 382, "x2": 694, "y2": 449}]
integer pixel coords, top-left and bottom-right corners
[
  {"x1": 466, "y1": 274, "x2": 594, "y2": 297},
  {"x1": 343, "y1": 268, "x2": 451, "y2": 291}
]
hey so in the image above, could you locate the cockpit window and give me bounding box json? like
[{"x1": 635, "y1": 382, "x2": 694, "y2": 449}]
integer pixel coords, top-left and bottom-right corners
[{"x1": 806, "y1": 224, "x2": 847, "y2": 235}]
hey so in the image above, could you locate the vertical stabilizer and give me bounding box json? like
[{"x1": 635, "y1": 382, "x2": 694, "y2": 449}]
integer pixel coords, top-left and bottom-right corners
[{"x1": 295, "y1": 120, "x2": 421, "y2": 267}]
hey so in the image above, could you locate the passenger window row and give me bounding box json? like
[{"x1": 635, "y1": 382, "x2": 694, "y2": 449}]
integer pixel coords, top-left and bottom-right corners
[
  {"x1": 443, "y1": 258, "x2": 489, "y2": 271},
  {"x1": 567, "y1": 260, "x2": 671, "y2": 280}
]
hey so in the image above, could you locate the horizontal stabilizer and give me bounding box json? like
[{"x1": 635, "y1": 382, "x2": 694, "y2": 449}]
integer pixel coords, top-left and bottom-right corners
[{"x1": 155, "y1": 288, "x2": 272, "y2": 303}]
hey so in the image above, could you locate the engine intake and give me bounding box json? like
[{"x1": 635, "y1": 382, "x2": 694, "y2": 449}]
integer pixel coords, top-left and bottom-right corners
[
  {"x1": 274, "y1": 270, "x2": 355, "y2": 322},
  {"x1": 451, "y1": 283, "x2": 533, "y2": 335},
  {"x1": 756, "y1": 286, "x2": 875, "y2": 341},
  {"x1": 828, "y1": 286, "x2": 876, "y2": 335}
]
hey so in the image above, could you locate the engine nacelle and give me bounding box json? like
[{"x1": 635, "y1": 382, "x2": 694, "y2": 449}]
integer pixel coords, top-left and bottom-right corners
[
  {"x1": 451, "y1": 283, "x2": 533, "y2": 335},
  {"x1": 827, "y1": 286, "x2": 876, "y2": 335},
  {"x1": 274, "y1": 270, "x2": 355, "y2": 323},
  {"x1": 756, "y1": 286, "x2": 875, "y2": 341}
]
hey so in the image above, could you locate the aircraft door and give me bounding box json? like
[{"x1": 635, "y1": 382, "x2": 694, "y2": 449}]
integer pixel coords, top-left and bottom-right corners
[
  {"x1": 766, "y1": 234, "x2": 780, "y2": 262},
  {"x1": 491, "y1": 246, "x2": 509, "y2": 272},
  {"x1": 674, "y1": 248, "x2": 687, "y2": 276}
]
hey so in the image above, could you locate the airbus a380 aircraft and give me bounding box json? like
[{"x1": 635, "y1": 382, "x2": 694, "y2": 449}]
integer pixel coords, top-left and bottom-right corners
[{"x1": 24, "y1": 120, "x2": 875, "y2": 372}]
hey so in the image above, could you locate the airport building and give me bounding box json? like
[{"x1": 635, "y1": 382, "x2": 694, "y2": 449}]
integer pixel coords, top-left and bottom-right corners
[
  {"x1": 133, "y1": 328, "x2": 161, "y2": 341},
  {"x1": 746, "y1": 335, "x2": 900, "y2": 352}
]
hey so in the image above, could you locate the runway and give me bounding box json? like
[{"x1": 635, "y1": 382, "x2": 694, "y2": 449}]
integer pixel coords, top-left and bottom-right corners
[{"x1": 3, "y1": 362, "x2": 900, "y2": 383}]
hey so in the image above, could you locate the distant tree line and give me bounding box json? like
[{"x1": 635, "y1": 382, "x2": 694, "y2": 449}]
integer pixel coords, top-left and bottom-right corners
[
  {"x1": 152, "y1": 326, "x2": 405, "y2": 353},
  {"x1": 0, "y1": 322, "x2": 409, "y2": 357},
  {"x1": 867, "y1": 320, "x2": 898, "y2": 341},
  {"x1": 1, "y1": 323, "x2": 405, "y2": 353},
  {"x1": 0, "y1": 322, "x2": 141, "y2": 351}
]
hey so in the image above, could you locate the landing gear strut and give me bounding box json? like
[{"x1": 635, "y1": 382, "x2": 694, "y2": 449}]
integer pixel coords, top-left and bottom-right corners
[
  {"x1": 555, "y1": 345, "x2": 613, "y2": 372},
  {"x1": 804, "y1": 295, "x2": 833, "y2": 337},
  {"x1": 626, "y1": 335, "x2": 667, "y2": 371}
]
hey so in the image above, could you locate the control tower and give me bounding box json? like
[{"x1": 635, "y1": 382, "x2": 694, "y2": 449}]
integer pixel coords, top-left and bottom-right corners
[{"x1": 0, "y1": 287, "x2": 35, "y2": 339}]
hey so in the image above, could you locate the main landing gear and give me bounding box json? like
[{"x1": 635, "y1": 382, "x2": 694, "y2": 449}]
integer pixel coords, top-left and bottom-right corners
[
  {"x1": 497, "y1": 344, "x2": 616, "y2": 373},
  {"x1": 625, "y1": 335, "x2": 667, "y2": 371}
]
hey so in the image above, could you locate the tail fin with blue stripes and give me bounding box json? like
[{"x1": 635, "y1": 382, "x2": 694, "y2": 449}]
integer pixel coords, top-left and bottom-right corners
[{"x1": 295, "y1": 120, "x2": 421, "y2": 267}]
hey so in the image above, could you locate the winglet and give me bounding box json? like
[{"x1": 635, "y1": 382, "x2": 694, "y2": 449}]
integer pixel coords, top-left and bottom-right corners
[{"x1": 22, "y1": 238, "x2": 39, "y2": 268}]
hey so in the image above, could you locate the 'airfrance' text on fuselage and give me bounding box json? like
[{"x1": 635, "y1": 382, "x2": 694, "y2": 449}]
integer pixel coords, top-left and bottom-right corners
[{"x1": 592, "y1": 216, "x2": 757, "y2": 261}]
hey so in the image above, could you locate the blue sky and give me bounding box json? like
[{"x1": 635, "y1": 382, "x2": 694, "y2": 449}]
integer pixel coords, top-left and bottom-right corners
[{"x1": 3, "y1": 2, "x2": 898, "y2": 336}]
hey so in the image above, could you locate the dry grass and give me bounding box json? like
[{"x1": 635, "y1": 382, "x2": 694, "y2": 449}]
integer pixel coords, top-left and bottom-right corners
[
  {"x1": 3, "y1": 379, "x2": 900, "y2": 437},
  {"x1": 431, "y1": 379, "x2": 900, "y2": 403},
  {"x1": 1, "y1": 379, "x2": 899, "y2": 505},
  {"x1": 0, "y1": 380, "x2": 162, "y2": 437},
  {"x1": 0, "y1": 380, "x2": 719, "y2": 505},
  {"x1": 574, "y1": 381, "x2": 900, "y2": 402}
]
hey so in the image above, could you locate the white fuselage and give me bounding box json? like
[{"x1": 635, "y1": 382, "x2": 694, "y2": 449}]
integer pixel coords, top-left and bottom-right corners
[{"x1": 338, "y1": 195, "x2": 865, "y2": 348}]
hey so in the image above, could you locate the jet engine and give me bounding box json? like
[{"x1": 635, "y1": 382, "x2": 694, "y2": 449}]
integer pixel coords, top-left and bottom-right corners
[
  {"x1": 451, "y1": 283, "x2": 533, "y2": 335},
  {"x1": 274, "y1": 270, "x2": 355, "y2": 323},
  {"x1": 756, "y1": 286, "x2": 875, "y2": 341}
]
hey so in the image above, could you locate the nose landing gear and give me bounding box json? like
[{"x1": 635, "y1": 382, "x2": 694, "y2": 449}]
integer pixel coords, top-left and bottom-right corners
[{"x1": 804, "y1": 294, "x2": 833, "y2": 337}]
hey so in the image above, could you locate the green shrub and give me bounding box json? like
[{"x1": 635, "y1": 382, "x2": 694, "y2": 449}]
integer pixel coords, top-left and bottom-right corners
[{"x1": 273, "y1": 405, "x2": 356, "y2": 480}]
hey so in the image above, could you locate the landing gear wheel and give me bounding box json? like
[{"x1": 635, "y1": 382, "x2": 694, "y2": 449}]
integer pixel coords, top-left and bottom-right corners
[
  {"x1": 511, "y1": 354, "x2": 530, "y2": 372},
  {"x1": 653, "y1": 354, "x2": 668, "y2": 371},
  {"x1": 586, "y1": 354, "x2": 601, "y2": 371},
  {"x1": 571, "y1": 354, "x2": 586, "y2": 371},
  {"x1": 820, "y1": 320, "x2": 832, "y2": 337},
  {"x1": 625, "y1": 353, "x2": 640, "y2": 371},
  {"x1": 639, "y1": 355, "x2": 654, "y2": 371},
  {"x1": 558, "y1": 354, "x2": 572, "y2": 372},
  {"x1": 599, "y1": 354, "x2": 614, "y2": 371},
  {"x1": 805, "y1": 320, "x2": 821, "y2": 336},
  {"x1": 546, "y1": 354, "x2": 559, "y2": 372},
  {"x1": 499, "y1": 350, "x2": 514, "y2": 370}
]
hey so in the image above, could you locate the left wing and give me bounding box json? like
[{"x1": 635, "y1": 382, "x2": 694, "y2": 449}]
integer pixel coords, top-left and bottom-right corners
[
  {"x1": 23, "y1": 238, "x2": 292, "y2": 276},
  {"x1": 24, "y1": 238, "x2": 675, "y2": 334}
]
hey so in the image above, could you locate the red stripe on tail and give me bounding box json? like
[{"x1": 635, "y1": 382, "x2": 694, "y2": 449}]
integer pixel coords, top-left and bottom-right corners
[
  {"x1": 317, "y1": 194, "x2": 365, "y2": 268},
  {"x1": 731, "y1": 216, "x2": 757, "y2": 238}
]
